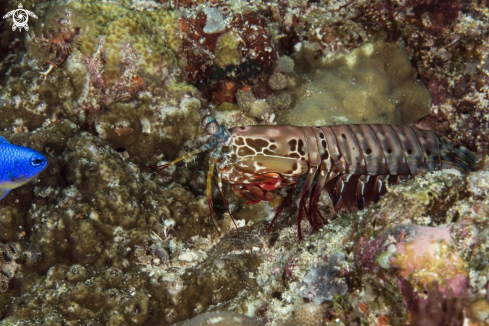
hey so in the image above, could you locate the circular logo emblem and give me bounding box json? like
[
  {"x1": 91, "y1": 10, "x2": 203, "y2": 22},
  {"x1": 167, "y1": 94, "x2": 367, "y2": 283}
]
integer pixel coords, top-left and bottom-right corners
[{"x1": 3, "y1": 3, "x2": 38, "y2": 32}]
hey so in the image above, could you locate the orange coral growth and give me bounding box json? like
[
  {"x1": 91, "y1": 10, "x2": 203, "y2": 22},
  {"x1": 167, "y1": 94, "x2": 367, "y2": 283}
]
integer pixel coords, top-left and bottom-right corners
[
  {"x1": 131, "y1": 76, "x2": 144, "y2": 89},
  {"x1": 178, "y1": 17, "x2": 190, "y2": 33},
  {"x1": 359, "y1": 302, "x2": 370, "y2": 314},
  {"x1": 212, "y1": 80, "x2": 237, "y2": 104},
  {"x1": 377, "y1": 315, "x2": 389, "y2": 326}
]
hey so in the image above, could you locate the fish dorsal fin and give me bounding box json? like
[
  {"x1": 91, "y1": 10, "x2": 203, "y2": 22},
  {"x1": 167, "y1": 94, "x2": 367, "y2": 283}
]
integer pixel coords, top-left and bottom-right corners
[{"x1": 0, "y1": 136, "x2": 9, "y2": 144}]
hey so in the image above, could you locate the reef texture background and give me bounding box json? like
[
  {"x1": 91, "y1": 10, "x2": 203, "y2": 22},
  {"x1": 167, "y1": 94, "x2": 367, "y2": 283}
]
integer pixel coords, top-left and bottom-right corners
[{"x1": 0, "y1": 0, "x2": 488, "y2": 325}]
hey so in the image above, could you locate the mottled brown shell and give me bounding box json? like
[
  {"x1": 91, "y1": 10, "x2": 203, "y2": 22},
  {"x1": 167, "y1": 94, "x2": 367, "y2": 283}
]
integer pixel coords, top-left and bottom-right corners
[{"x1": 219, "y1": 124, "x2": 479, "y2": 239}]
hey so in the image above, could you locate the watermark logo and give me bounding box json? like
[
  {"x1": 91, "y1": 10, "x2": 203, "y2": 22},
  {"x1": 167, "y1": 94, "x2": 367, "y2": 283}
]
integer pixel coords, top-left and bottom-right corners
[{"x1": 3, "y1": 3, "x2": 38, "y2": 32}]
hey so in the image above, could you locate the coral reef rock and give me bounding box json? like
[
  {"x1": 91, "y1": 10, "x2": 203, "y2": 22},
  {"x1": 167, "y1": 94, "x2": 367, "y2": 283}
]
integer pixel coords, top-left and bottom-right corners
[
  {"x1": 282, "y1": 37, "x2": 432, "y2": 126},
  {"x1": 1, "y1": 0, "x2": 489, "y2": 325},
  {"x1": 178, "y1": 311, "x2": 265, "y2": 326},
  {"x1": 300, "y1": 252, "x2": 348, "y2": 305}
]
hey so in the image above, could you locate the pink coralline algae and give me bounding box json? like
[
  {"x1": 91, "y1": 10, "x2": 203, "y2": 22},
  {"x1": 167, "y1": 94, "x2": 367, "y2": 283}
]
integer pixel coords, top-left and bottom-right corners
[
  {"x1": 83, "y1": 42, "x2": 147, "y2": 106},
  {"x1": 363, "y1": 224, "x2": 469, "y2": 297}
]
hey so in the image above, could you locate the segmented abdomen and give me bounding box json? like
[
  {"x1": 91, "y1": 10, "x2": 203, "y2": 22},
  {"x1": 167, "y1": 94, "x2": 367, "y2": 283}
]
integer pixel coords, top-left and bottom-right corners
[
  {"x1": 313, "y1": 124, "x2": 478, "y2": 176},
  {"x1": 306, "y1": 124, "x2": 480, "y2": 212}
]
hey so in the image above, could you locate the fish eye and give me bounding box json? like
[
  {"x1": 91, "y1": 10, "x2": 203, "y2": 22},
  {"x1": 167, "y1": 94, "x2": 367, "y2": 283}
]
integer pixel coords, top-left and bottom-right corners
[{"x1": 30, "y1": 155, "x2": 46, "y2": 167}]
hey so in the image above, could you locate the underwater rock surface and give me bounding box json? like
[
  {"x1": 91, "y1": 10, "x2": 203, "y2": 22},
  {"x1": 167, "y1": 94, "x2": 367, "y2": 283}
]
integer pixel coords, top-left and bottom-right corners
[
  {"x1": 299, "y1": 252, "x2": 348, "y2": 305},
  {"x1": 0, "y1": 0, "x2": 488, "y2": 325},
  {"x1": 177, "y1": 312, "x2": 265, "y2": 326}
]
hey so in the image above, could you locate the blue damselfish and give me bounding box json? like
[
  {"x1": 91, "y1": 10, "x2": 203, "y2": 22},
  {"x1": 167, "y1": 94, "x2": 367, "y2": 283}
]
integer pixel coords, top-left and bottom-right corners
[{"x1": 0, "y1": 136, "x2": 48, "y2": 200}]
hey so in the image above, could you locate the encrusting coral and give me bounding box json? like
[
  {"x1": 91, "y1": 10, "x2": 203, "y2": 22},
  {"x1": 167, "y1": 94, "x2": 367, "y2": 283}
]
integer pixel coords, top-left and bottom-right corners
[
  {"x1": 0, "y1": 120, "x2": 214, "y2": 324},
  {"x1": 282, "y1": 36, "x2": 432, "y2": 126},
  {"x1": 282, "y1": 302, "x2": 326, "y2": 326},
  {"x1": 24, "y1": 1, "x2": 180, "y2": 87},
  {"x1": 373, "y1": 224, "x2": 469, "y2": 296}
]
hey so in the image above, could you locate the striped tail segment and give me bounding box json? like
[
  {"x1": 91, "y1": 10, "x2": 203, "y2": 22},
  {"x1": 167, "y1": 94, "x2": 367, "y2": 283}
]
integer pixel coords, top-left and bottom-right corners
[
  {"x1": 437, "y1": 135, "x2": 480, "y2": 172},
  {"x1": 298, "y1": 125, "x2": 481, "y2": 238},
  {"x1": 263, "y1": 125, "x2": 481, "y2": 240}
]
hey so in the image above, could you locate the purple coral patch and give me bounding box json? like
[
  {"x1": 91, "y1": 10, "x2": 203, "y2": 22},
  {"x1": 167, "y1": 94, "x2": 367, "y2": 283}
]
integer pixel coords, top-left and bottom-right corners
[{"x1": 300, "y1": 252, "x2": 348, "y2": 305}]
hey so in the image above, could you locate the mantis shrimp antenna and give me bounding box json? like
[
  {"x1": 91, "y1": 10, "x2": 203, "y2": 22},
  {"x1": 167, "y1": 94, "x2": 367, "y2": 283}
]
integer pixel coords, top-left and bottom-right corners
[
  {"x1": 155, "y1": 115, "x2": 236, "y2": 233},
  {"x1": 154, "y1": 115, "x2": 223, "y2": 173}
]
